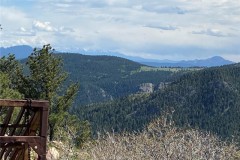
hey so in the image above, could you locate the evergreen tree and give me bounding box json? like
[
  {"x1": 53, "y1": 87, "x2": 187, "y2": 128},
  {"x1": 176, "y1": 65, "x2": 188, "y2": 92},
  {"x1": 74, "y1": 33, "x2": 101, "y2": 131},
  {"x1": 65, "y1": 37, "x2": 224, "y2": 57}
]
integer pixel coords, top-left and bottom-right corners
[
  {"x1": 0, "y1": 45, "x2": 91, "y2": 145},
  {"x1": 19, "y1": 44, "x2": 85, "y2": 141},
  {"x1": 0, "y1": 72, "x2": 22, "y2": 99}
]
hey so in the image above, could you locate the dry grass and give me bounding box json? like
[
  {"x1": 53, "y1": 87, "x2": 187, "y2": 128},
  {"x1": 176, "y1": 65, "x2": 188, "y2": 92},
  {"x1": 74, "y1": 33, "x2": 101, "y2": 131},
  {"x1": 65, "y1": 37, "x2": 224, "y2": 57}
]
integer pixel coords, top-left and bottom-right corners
[{"x1": 78, "y1": 116, "x2": 240, "y2": 160}]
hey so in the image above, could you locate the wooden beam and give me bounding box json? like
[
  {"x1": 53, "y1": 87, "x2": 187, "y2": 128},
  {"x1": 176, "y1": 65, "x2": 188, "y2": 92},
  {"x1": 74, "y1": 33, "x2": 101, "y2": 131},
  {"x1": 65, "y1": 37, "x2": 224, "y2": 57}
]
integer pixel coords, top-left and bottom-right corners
[
  {"x1": 0, "y1": 124, "x2": 28, "y2": 128},
  {"x1": 0, "y1": 108, "x2": 14, "y2": 136},
  {"x1": 23, "y1": 143, "x2": 29, "y2": 160},
  {"x1": 0, "y1": 136, "x2": 41, "y2": 142},
  {"x1": 0, "y1": 99, "x2": 48, "y2": 108},
  {"x1": 0, "y1": 136, "x2": 46, "y2": 156},
  {"x1": 9, "y1": 108, "x2": 26, "y2": 136}
]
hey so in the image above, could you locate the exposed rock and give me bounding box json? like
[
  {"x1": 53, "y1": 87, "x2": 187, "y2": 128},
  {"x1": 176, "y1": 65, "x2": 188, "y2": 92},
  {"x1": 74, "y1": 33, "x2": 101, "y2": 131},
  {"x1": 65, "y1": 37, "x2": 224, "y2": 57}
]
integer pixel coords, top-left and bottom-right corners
[
  {"x1": 158, "y1": 82, "x2": 169, "y2": 90},
  {"x1": 100, "y1": 88, "x2": 107, "y2": 98},
  {"x1": 139, "y1": 83, "x2": 154, "y2": 93},
  {"x1": 46, "y1": 147, "x2": 60, "y2": 160}
]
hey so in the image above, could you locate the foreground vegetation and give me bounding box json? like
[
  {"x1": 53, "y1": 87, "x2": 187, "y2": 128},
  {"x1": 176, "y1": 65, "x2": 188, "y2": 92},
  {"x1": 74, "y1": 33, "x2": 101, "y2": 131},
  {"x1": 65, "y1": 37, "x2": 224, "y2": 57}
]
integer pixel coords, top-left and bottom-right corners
[
  {"x1": 75, "y1": 63, "x2": 240, "y2": 143},
  {"x1": 76, "y1": 116, "x2": 240, "y2": 160}
]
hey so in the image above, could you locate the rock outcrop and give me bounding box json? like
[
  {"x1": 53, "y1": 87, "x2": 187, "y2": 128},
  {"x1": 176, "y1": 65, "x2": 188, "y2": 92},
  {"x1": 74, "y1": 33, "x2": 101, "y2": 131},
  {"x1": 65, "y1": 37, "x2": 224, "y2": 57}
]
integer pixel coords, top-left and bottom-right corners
[{"x1": 139, "y1": 83, "x2": 154, "y2": 93}]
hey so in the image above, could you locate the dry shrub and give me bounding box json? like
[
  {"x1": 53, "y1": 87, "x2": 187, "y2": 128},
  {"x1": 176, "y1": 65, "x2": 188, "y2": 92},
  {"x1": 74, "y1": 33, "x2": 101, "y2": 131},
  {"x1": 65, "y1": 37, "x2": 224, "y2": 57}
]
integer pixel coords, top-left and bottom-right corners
[
  {"x1": 79, "y1": 115, "x2": 239, "y2": 160},
  {"x1": 47, "y1": 127, "x2": 79, "y2": 160}
]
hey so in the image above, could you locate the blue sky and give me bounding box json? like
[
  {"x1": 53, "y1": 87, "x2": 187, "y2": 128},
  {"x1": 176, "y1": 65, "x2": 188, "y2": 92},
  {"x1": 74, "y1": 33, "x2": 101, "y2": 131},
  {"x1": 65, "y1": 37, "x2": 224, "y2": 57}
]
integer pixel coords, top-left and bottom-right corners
[{"x1": 0, "y1": 0, "x2": 240, "y2": 62}]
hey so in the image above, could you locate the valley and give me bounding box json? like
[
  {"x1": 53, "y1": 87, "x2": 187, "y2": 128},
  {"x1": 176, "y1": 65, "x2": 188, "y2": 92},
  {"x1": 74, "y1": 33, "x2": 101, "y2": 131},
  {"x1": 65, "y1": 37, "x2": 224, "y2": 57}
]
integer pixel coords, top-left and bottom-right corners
[
  {"x1": 73, "y1": 62, "x2": 240, "y2": 143},
  {"x1": 59, "y1": 53, "x2": 190, "y2": 105},
  {"x1": 1, "y1": 46, "x2": 240, "y2": 159}
]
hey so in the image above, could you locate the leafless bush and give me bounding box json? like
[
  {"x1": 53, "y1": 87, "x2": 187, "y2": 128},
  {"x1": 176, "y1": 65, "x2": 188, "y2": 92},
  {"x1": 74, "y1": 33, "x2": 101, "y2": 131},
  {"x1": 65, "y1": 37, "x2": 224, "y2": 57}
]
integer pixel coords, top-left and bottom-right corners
[
  {"x1": 47, "y1": 127, "x2": 79, "y2": 160},
  {"x1": 78, "y1": 116, "x2": 240, "y2": 160}
]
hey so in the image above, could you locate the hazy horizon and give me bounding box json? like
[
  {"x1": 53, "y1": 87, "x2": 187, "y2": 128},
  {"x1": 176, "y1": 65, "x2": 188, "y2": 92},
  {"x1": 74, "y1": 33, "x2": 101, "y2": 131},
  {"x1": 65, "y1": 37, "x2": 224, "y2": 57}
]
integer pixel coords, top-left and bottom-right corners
[{"x1": 0, "y1": 44, "x2": 236, "y2": 63}]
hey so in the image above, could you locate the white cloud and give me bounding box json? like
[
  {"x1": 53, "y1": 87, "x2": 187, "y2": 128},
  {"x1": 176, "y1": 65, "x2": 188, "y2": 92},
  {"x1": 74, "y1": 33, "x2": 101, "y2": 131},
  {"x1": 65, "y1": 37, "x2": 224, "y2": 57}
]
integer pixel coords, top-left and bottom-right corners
[
  {"x1": 0, "y1": 6, "x2": 31, "y2": 30},
  {"x1": 55, "y1": 3, "x2": 71, "y2": 8},
  {"x1": 59, "y1": 26, "x2": 74, "y2": 33},
  {"x1": 33, "y1": 20, "x2": 57, "y2": 32},
  {"x1": 145, "y1": 25, "x2": 178, "y2": 31},
  {"x1": 1, "y1": 0, "x2": 240, "y2": 61},
  {"x1": 11, "y1": 27, "x2": 36, "y2": 36},
  {"x1": 20, "y1": 27, "x2": 26, "y2": 32},
  {"x1": 192, "y1": 28, "x2": 230, "y2": 37}
]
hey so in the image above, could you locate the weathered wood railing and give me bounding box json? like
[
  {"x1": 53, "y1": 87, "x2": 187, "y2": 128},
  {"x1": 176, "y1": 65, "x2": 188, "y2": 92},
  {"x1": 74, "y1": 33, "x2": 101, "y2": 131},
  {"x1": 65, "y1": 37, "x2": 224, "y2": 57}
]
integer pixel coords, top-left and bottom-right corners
[{"x1": 0, "y1": 99, "x2": 49, "y2": 160}]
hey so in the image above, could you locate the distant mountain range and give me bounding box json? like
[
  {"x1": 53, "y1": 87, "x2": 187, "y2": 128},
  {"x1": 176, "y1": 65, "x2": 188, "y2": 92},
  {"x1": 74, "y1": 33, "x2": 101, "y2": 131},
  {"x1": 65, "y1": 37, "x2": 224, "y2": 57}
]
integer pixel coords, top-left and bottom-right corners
[
  {"x1": 0, "y1": 45, "x2": 33, "y2": 59},
  {"x1": 0, "y1": 45, "x2": 235, "y2": 67},
  {"x1": 140, "y1": 56, "x2": 234, "y2": 67}
]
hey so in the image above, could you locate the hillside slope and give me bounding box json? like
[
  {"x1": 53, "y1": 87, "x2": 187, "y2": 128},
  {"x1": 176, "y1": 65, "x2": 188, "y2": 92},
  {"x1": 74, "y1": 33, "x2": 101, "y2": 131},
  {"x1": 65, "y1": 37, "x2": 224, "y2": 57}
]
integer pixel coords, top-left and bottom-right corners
[
  {"x1": 74, "y1": 63, "x2": 240, "y2": 140},
  {"x1": 20, "y1": 53, "x2": 187, "y2": 105},
  {"x1": 59, "y1": 53, "x2": 185, "y2": 105}
]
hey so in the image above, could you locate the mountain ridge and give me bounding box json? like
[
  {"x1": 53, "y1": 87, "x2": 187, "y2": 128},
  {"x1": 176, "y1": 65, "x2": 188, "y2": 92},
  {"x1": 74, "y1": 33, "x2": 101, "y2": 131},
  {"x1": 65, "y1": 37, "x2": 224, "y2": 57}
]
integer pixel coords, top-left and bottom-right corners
[
  {"x1": 0, "y1": 45, "x2": 33, "y2": 59},
  {"x1": 140, "y1": 56, "x2": 234, "y2": 67},
  {"x1": 58, "y1": 53, "x2": 184, "y2": 105},
  {"x1": 0, "y1": 45, "x2": 234, "y2": 67}
]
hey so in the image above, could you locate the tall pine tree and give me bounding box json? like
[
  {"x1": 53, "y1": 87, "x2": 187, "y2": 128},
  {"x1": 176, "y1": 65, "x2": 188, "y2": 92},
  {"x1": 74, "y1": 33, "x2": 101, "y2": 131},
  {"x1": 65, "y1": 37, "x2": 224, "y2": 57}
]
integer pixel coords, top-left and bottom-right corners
[{"x1": 0, "y1": 45, "x2": 90, "y2": 145}]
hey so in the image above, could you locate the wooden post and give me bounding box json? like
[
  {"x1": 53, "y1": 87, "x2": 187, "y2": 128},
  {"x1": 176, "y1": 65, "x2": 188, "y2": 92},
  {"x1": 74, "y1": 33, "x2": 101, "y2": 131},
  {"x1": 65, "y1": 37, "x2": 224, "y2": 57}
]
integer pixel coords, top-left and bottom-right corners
[
  {"x1": 23, "y1": 143, "x2": 29, "y2": 160},
  {"x1": 0, "y1": 99, "x2": 49, "y2": 160}
]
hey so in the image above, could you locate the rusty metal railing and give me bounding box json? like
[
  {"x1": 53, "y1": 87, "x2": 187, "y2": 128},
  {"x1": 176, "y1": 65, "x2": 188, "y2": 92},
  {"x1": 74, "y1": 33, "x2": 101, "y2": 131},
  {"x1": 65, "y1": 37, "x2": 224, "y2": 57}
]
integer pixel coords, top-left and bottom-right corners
[{"x1": 0, "y1": 99, "x2": 49, "y2": 160}]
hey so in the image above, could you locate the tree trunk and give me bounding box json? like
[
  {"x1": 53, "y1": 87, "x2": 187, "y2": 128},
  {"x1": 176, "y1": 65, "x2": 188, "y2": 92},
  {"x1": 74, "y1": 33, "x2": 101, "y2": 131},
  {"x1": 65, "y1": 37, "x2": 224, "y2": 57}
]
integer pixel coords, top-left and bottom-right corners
[{"x1": 49, "y1": 124, "x2": 55, "y2": 141}]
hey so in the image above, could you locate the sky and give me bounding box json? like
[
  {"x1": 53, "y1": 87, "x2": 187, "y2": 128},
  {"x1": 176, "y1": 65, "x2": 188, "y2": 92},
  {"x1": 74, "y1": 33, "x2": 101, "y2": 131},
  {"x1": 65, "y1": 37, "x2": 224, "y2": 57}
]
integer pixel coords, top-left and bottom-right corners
[{"x1": 0, "y1": 0, "x2": 240, "y2": 62}]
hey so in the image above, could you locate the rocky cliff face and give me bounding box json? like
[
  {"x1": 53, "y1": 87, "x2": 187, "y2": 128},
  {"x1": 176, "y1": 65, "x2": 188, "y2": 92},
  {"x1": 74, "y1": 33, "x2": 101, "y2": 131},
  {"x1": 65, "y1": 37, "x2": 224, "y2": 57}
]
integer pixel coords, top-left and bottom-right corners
[
  {"x1": 139, "y1": 83, "x2": 154, "y2": 93},
  {"x1": 139, "y1": 82, "x2": 170, "y2": 93},
  {"x1": 158, "y1": 82, "x2": 169, "y2": 90}
]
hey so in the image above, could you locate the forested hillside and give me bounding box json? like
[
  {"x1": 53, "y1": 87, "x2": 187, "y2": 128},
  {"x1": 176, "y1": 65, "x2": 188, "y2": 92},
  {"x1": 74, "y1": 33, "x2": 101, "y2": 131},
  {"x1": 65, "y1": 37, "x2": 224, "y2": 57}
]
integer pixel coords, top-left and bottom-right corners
[
  {"x1": 58, "y1": 53, "x2": 187, "y2": 105},
  {"x1": 2, "y1": 48, "x2": 240, "y2": 158},
  {"x1": 74, "y1": 63, "x2": 240, "y2": 141}
]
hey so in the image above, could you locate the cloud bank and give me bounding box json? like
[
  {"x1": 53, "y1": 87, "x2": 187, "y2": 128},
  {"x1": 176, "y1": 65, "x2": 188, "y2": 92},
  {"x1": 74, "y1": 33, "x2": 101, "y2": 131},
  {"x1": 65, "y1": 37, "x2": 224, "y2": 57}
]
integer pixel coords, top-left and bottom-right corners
[{"x1": 0, "y1": 0, "x2": 240, "y2": 62}]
